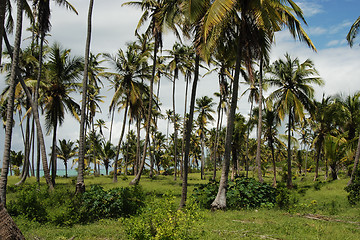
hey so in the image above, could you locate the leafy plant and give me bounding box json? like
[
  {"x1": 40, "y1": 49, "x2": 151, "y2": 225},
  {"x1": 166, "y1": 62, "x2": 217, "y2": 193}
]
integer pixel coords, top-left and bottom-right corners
[
  {"x1": 122, "y1": 194, "x2": 203, "y2": 240},
  {"x1": 192, "y1": 177, "x2": 277, "y2": 209},
  {"x1": 345, "y1": 168, "x2": 360, "y2": 205}
]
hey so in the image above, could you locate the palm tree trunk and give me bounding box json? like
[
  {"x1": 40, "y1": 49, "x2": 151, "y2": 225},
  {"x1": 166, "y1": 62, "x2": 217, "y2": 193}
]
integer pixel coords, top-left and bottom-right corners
[
  {"x1": 0, "y1": 0, "x2": 24, "y2": 205},
  {"x1": 314, "y1": 139, "x2": 322, "y2": 181},
  {"x1": 129, "y1": 34, "x2": 158, "y2": 185},
  {"x1": 135, "y1": 119, "x2": 141, "y2": 175},
  {"x1": 172, "y1": 75, "x2": 177, "y2": 180},
  {"x1": 113, "y1": 101, "x2": 128, "y2": 182},
  {"x1": 3, "y1": 30, "x2": 54, "y2": 190},
  {"x1": 109, "y1": 107, "x2": 115, "y2": 143},
  {"x1": 255, "y1": 59, "x2": 264, "y2": 183},
  {"x1": 270, "y1": 142, "x2": 276, "y2": 187},
  {"x1": 181, "y1": 75, "x2": 190, "y2": 179},
  {"x1": 348, "y1": 132, "x2": 360, "y2": 185},
  {"x1": 179, "y1": 54, "x2": 200, "y2": 208},
  {"x1": 211, "y1": 36, "x2": 242, "y2": 210},
  {"x1": 245, "y1": 99, "x2": 254, "y2": 178},
  {"x1": 51, "y1": 120, "x2": 58, "y2": 186},
  {"x1": 0, "y1": 0, "x2": 6, "y2": 65},
  {"x1": 16, "y1": 112, "x2": 31, "y2": 185},
  {"x1": 201, "y1": 134, "x2": 205, "y2": 180},
  {"x1": 0, "y1": 203, "x2": 25, "y2": 239},
  {"x1": 287, "y1": 111, "x2": 293, "y2": 189},
  {"x1": 76, "y1": 0, "x2": 94, "y2": 194},
  {"x1": 213, "y1": 105, "x2": 221, "y2": 180}
]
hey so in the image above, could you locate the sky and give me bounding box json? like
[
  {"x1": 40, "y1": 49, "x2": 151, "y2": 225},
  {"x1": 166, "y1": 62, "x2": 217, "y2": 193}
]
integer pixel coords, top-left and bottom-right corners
[{"x1": 1, "y1": 0, "x2": 360, "y2": 169}]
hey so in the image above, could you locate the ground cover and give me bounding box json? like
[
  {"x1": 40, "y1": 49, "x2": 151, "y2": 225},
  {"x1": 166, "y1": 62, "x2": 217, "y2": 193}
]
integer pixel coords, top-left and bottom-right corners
[{"x1": 5, "y1": 171, "x2": 360, "y2": 239}]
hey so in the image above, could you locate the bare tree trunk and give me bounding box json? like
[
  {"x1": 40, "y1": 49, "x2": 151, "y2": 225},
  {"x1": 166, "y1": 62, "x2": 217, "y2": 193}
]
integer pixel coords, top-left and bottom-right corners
[
  {"x1": 76, "y1": 0, "x2": 94, "y2": 194},
  {"x1": 0, "y1": 0, "x2": 6, "y2": 65},
  {"x1": 51, "y1": 120, "x2": 58, "y2": 185},
  {"x1": 211, "y1": 37, "x2": 241, "y2": 210},
  {"x1": 113, "y1": 102, "x2": 128, "y2": 182},
  {"x1": 255, "y1": 59, "x2": 264, "y2": 183},
  {"x1": 287, "y1": 111, "x2": 293, "y2": 189},
  {"x1": 0, "y1": 0, "x2": 24, "y2": 205},
  {"x1": 172, "y1": 74, "x2": 177, "y2": 180},
  {"x1": 0, "y1": 203, "x2": 25, "y2": 240},
  {"x1": 179, "y1": 54, "x2": 200, "y2": 208}
]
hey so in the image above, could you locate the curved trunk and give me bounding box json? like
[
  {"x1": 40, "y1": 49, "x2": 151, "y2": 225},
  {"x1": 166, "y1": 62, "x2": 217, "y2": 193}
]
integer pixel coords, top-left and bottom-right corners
[
  {"x1": 135, "y1": 119, "x2": 141, "y2": 175},
  {"x1": 109, "y1": 107, "x2": 115, "y2": 142},
  {"x1": 76, "y1": 0, "x2": 94, "y2": 194},
  {"x1": 179, "y1": 54, "x2": 200, "y2": 208},
  {"x1": 130, "y1": 35, "x2": 158, "y2": 185},
  {"x1": 16, "y1": 112, "x2": 32, "y2": 185},
  {"x1": 213, "y1": 105, "x2": 222, "y2": 180},
  {"x1": 0, "y1": 1, "x2": 24, "y2": 205},
  {"x1": 113, "y1": 101, "x2": 128, "y2": 182},
  {"x1": 255, "y1": 59, "x2": 264, "y2": 183},
  {"x1": 211, "y1": 37, "x2": 241, "y2": 210}
]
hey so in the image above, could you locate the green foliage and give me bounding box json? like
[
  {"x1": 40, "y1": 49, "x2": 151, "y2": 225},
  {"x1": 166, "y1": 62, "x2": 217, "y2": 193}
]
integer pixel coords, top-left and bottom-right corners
[
  {"x1": 78, "y1": 185, "x2": 145, "y2": 223},
  {"x1": 345, "y1": 169, "x2": 360, "y2": 205},
  {"x1": 8, "y1": 183, "x2": 145, "y2": 226},
  {"x1": 7, "y1": 184, "x2": 48, "y2": 223},
  {"x1": 122, "y1": 194, "x2": 203, "y2": 240},
  {"x1": 192, "y1": 177, "x2": 277, "y2": 209}
]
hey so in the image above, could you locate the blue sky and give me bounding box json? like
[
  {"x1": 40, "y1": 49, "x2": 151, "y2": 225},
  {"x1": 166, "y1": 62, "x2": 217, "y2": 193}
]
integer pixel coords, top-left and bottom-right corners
[{"x1": 1, "y1": 0, "x2": 360, "y2": 169}]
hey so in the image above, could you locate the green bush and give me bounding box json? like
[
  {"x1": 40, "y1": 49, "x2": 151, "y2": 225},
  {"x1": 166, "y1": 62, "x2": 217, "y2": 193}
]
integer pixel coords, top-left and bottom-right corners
[
  {"x1": 78, "y1": 185, "x2": 146, "y2": 223},
  {"x1": 192, "y1": 177, "x2": 277, "y2": 209},
  {"x1": 8, "y1": 184, "x2": 146, "y2": 226},
  {"x1": 7, "y1": 184, "x2": 48, "y2": 223},
  {"x1": 122, "y1": 194, "x2": 203, "y2": 240},
  {"x1": 345, "y1": 168, "x2": 360, "y2": 205}
]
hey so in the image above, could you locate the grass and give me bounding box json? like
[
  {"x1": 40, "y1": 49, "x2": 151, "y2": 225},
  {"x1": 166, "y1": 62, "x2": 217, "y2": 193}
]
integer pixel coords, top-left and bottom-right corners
[{"x1": 5, "y1": 170, "x2": 360, "y2": 240}]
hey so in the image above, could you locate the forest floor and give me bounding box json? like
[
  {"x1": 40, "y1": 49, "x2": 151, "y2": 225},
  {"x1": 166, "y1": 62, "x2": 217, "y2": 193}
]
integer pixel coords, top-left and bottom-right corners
[{"x1": 6, "y1": 170, "x2": 360, "y2": 240}]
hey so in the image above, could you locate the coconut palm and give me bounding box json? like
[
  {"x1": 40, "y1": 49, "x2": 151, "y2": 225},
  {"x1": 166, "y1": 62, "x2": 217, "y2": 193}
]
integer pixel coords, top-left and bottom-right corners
[
  {"x1": 195, "y1": 96, "x2": 215, "y2": 179},
  {"x1": 104, "y1": 42, "x2": 150, "y2": 182},
  {"x1": 56, "y1": 139, "x2": 77, "y2": 178},
  {"x1": 124, "y1": 0, "x2": 182, "y2": 185},
  {"x1": 311, "y1": 96, "x2": 337, "y2": 181},
  {"x1": 267, "y1": 53, "x2": 323, "y2": 188},
  {"x1": 347, "y1": 16, "x2": 360, "y2": 47},
  {"x1": 0, "y1": 0, "x2": 25, "y2": 206},
  {"x1": 41, "y1": 42, "x2": 82, "y2": 185},
  {"x1": 207, "y1": 0, "x2": 316, "y2": 210},
  {"x1": 76, "y1": 0, "x2": 93, "y2": 193}
]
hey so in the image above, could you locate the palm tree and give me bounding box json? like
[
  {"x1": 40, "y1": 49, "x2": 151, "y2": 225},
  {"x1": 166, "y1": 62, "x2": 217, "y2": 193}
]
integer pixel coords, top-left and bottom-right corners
[
  {"x1": 267, "y1": 53, "x2": 323, "y2": 188},
  {"x1": 98, "y1": 141, "x2": 116, "y2": 175},
  {"x1": 311, "y1": 96, "x2": 336, "y2": 181},
  {"x1": 0, "y1": 0, "x2": 25, "y2": 206},
  {"x1": 77, "y1": 0, "x2": 94, "y2": 193},
  {"x1": 56, "y1": 139, "x2": 77, "y2": 178},
  {"x1": 42, "y1": 43, "x2": 82, "y2": 185},
  {"x1": 262, "y1": 107, "x2": 282, "y2": 187},
  {"x1": 207, "y1": 0, "x2": 316, "y2": 210},
  {"x1": 195, "y1": 96, "x2": 215, "y2": 179},
  {"x1": 347, "y1": 16, "x2": 360, "y2": 47},
  {"x1": 104, "y1": 42, "x2": 150, "y2": 182},
  {"x1": 124, "y1": 0, "x2": 181, "y2": 185}
]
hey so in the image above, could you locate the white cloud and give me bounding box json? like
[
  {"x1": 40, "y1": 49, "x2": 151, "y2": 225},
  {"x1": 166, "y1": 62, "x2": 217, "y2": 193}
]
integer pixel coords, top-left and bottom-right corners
[{"x1": 296, "y1": 1, "x2": 324, "y2": 17}]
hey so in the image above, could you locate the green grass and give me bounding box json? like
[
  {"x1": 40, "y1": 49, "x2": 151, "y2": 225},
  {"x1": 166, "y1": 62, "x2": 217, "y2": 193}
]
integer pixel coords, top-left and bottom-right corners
[{"x1": 5, "y1": 171, "x2": 360, "y2": 240}]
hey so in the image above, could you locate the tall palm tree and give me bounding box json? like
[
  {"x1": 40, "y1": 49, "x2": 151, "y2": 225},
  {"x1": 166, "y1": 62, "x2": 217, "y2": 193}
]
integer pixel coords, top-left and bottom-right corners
[
  {"x1": 262, "y1": 106, "x2": 282, "y2": 187},
  {"x1": 42, "y1": 43, "x2": 82, "y2": 185},
  {"x1": 104, "y1": 42, "x2": 150, "y2": 182},
  {"x1": 207, "y1": 0, "x2": 316, "y2": 210},
  {"x1": 195, "y1": 96, "x2": 215, "y2": 179},
  {"x1": 56, "y1": 139, "x2": 77, "y2": 178},
  {"x1": 98, "y1": 141, "x2": 116, "y2": 176},
  {"x1": 0, "y1": 0, "x2": 25, "y2": 206},
  {"x1": 267, "y1": 53, "x2": 323, "y2": 188},
  {"x1": 124, "y1": 0, "x2": 181, "y2": 185},
  {"x1": 77, "y1": 0, "x2": 94, "y2": 193}
]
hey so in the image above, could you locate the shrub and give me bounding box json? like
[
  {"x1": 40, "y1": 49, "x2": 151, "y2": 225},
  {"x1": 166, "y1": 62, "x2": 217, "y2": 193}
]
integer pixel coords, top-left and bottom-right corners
[
  {"x1": 192, "y1": 177, "x2": 276, "y2": 209},
  {"x1": 7, "y1": 184, "x2": 48, "y2": 223},
  {"x1": 345, "y1": 168, "x2": 360, "y2": 205},
  {"x1": 122, "y1": 194, "x2": 203, "y2": 240},
  {"x1": 78, "y1": 185, "x2": 146, "y2": 223}
]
